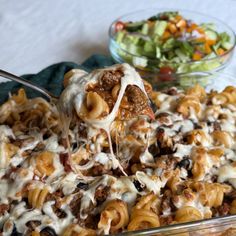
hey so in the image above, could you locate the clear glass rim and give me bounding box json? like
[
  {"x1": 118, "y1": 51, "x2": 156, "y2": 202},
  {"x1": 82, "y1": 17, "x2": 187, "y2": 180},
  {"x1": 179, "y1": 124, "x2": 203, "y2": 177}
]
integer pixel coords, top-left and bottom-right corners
[
  {"x1": 108, "y1": 8, "x2": 236, "y2": 67},
  {"x1": 112, "y1": 214, "x2": 236, "y2": 236}
]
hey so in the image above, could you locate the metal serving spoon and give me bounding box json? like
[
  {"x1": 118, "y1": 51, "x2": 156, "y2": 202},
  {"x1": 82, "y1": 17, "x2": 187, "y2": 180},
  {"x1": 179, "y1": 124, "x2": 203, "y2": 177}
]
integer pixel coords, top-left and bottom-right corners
[
  {"x1": 0, "y1": 68, "x2": 158, "y2": 115},
  {"x1": 0, "y1": 69, "x2": 58, "y2": 101}
]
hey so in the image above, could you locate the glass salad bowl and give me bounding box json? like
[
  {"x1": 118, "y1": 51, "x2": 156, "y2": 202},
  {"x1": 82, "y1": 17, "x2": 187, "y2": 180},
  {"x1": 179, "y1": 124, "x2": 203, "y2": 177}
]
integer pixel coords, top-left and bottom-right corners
[{"x1": 109, "y1": 9, "x2": 236, "y2": 85}]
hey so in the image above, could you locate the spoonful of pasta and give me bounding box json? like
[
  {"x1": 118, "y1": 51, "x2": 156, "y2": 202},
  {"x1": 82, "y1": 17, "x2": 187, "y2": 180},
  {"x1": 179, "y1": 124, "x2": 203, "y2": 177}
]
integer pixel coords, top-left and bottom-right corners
[{"x1": 0, "y1": 64, "x2": 155, "y2": 175}]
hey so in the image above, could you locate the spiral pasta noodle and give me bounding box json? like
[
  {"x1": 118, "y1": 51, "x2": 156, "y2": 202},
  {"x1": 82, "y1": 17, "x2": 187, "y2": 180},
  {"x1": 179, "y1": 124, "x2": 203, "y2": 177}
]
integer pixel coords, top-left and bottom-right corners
[
  {"x1": 79, "y1": 91, "x2": 110, "y2": 119},
  {"x1": 177, "y1": 95, "x2": 201, "y2": 118},
  {"x1": 186, "y1": 129, "x2": 210, "y2": 146},
  {"x1": 0, "y1": 142, "x2": 19, "y2": 168},
  {"x1": 211, "y1": 130, "x2": 233, "y2": 148},
  {"x1": 128, "y1": 209, "x2": 160, "y2": 231},
  {"x1": 175, "y1": 206, "x2": 202, "y2": 223},
  {"x1": 98, "y1": 199, "x2": 129, "y2": 234},
  {"x1": 62, "y1": 224, "x2": 96, "y2": 236},
  {"x1": 35, "y1": 151, "x2": 55, "y2": 177},
  {"x1": 211, "y1": 86, "x2": 236, "y2": 105},
  {"x1": 28, "y1": 187, "x2": 49, "y2": 209},
  {"x1": 191, "y1": 147, "x2": 222, "y2": 181},
  {"x1": 190, "y1": 182, "x2": 231, "y2": 208},
  {"x1": 128, "y1": 192, "x2": 160, "y2": 231},
  {"x1": 186, "y1": 84, "x2": 206, "y2": 102}
]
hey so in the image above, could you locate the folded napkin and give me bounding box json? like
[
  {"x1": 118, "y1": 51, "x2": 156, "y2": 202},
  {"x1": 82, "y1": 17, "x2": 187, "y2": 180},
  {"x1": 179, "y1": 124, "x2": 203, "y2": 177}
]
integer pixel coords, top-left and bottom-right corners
[{"x1": 0, "y1": 54, "x2": 115, "y2": 103}]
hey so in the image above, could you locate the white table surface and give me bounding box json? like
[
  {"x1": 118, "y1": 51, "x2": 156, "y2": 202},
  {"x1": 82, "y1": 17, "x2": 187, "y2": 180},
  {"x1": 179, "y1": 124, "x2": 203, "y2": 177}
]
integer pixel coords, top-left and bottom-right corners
[{"x1": 0, "y1": 0, "x2": 236, "y2": 77}]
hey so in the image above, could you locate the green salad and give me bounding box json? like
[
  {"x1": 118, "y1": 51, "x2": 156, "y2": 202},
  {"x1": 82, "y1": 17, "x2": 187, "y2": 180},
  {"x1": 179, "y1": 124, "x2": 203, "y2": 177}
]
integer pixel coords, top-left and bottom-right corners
[{"x1": 113, "y1": 11, "x2": 233, "y2": 75}]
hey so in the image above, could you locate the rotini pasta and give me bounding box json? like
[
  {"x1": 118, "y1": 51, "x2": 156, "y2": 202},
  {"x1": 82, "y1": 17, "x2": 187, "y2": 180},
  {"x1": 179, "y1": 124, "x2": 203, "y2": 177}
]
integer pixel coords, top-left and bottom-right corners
[
  {"x1": 175, "y1": 206, "x2": 202, "y2": 223},
  {"x1": 98, "y1": 199, "x2": 129, "y2": 234},
  {"x1": 35, "y1": 151, "x2": 56, "y2": 177},
  {"x1": 28, "y1": 186, "x2": 49, "y2": 209},
  {"x1": 128, "y1": 193, "x2": 160, "y2": 231},
  {"x1": 62, "y1": 224, "x2": 96, "y2": 236}
]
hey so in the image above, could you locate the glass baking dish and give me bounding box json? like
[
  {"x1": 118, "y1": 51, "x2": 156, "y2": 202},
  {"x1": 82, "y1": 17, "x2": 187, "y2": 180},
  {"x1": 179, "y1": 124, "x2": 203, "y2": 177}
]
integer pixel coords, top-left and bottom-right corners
[
  {"x1": 0, "y1": 71, "x2": 236, "y2": 236},
  {"x1": 114, "y1": 215, "x2": 236, "y2": 236}
]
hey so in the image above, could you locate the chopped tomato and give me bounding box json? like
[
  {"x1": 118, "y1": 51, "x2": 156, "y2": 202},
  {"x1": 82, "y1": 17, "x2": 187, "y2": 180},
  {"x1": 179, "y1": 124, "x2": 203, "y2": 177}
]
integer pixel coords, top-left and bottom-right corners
[
  {"x1": 159, "y1": 66, "x2": 175, "y2": 81},
  {"x1": 115, "y1": 21, "x2": 125, "y2": 32}
]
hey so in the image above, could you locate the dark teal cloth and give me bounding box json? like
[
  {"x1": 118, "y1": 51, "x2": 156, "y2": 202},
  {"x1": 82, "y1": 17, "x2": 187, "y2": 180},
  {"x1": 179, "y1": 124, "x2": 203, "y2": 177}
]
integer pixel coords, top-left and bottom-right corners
[{"x1": 0, "y1": 55, "x2": 115, "y2": 103}]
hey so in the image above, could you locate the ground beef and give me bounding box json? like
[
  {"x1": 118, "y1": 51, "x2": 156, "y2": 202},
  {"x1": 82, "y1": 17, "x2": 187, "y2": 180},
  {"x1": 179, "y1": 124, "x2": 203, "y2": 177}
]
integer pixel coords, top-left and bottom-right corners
[
  {"x1": 166, "y1": 88, "x2": 178, "y2": 96},
  {"x1": 94, "y1": 185, "x2": 110, "y2": 204},
  {"x1": 59, "y1": 153, "x2": 72, "y2": 172},
  {"x1": 69, "y1": 194, "x2": 82, "y2": 216},
  {"x1": 78, "y1": 214, "x2": 100, "y2": 230},
  {"x1": 161, "y1": 190, "x2": 177, "y2": 213},
  {"x1": 148, "y1": 143, "x2": 159, "y2": 158},
  {"x1": 213, "y1": 121, "x2": 221, "y2": 131},
  {"x1": 52, "y1": 205, "x2": 67, "y2": 219},
  {"x1": 212, "y1": 202, "x2": 230, "y2": 217},
  {"x1": 99, "y1": 69, "x2": 123, "y2": 90},
  {"x1": 156, "y1": 128, "x2": 174, "y2": 155},
  {"x1": 217, "y1": 203, "x2": 230, "y2": 216},
  {"x1": 166, "y1": 88, "x2": 178, "y2": 95},
  {"x1": 87, "y1": 164, "x2": 112, "y2": 176},
  {"x1": 125, "y1": 85, "x2": 149, "y2": 113},
  {"x1": 25, "y1": 221, "x2": 41, "y2": 235},
  {"x1": 0, "y1": 204, "x2": 9, "y2": 216},
  {"x1": 225, "y1": 189, "x2": 236, "y2": 200},
  {"x1": 160, "y1": 215, "x2": 174, "y2": 226}
]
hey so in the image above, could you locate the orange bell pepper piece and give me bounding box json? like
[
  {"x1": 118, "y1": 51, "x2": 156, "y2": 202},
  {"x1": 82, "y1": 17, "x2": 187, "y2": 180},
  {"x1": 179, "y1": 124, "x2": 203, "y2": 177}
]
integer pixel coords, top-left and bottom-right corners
[
  {"x1": 176, "y1": 19, "x2": 187, "y2": 29},
  {"x1": 162, "y1": 30, "x2": 171, "y2": 39},
  {"x1": 217, "y1": 48, "x2": 225, "y2": 56},
  {"x1": 206, "y1": 39, "x2": 216, "y2": 46},
  {"x1": 204, "y1": 43, "x2": 212, "y2": 54},
  {"x1": 195, "y1": 27, "x2": 205, "y2": 34},
  {"x1": 192, "y1": 52, "x2": 202, "y2": 61},
  {"x1": 193, "y1": 37, "x2": 206, "y2": 43},
  {"x1": 175, "y1": 15, "x2": 182, "y2": 22},
  {"x1": 168, "y1": 23, "x2": 177, "y2": 34}
]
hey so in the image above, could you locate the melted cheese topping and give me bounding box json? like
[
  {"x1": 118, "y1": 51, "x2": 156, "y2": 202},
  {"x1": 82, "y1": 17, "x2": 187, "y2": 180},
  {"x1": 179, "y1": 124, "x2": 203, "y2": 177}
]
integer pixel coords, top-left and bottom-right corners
[{"x1": 0, "y1": 67, "x2": 236, "y2": 235}]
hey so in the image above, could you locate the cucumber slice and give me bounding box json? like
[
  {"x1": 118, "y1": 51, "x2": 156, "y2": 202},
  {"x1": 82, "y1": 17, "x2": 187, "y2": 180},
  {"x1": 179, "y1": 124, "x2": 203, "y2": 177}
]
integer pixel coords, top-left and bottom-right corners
[
  {"x1": 132, "y1": 56, "x2": 148, "y2": 67},
  {"x1": 163, "y1": 38, "x2": 175, "y2": 49},
  {"x1": 212, "y1": 41, "x2": 221, "y2": 53},
  {"x1": 144, "y1": 41, "x2": 155, "y2": 56},
  {"x1": 219, "y1": 32, "x2": 230, "y2": 42},
  {"x1": 153, "y1": 21, "x2": 168, "y2": 36},
  {"x1": 200, "y1": 23, "x2": 216, "y2": 31},
  {"x1": 141, "y1": 23, "x2": 149, "y2": 35},
  {"x1": 125, "y1": 21, "x2": 145, "y2": 32},
  {"x1": 126, "y1": 44, "x2": 142, "y2": 55},
  {"x1": 175, "y1": 49, "x2": 189, "y2": 62},
  {"x1": 180, "y1": 42, "x2": 194, "y2": 56},
  {"x1": 115, "y1": 31, "x2": 125, "y2": 43},
  {"x1": 156, "y1": 46, "x2": 161, "y2": 58},
  {"x1": 205, "y1": 30, "x2": 218, "y2": 41},
  {"x1": 221, "y1": 41, "x2": 233, "y2": 50}
]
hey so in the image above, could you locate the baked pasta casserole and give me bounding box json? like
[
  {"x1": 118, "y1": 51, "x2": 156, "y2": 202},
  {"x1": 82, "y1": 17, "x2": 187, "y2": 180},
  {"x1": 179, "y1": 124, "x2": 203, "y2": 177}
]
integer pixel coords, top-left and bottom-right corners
[{"x1": 0, "y1": 64, "x2": 236, "y2": 235}]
